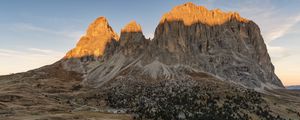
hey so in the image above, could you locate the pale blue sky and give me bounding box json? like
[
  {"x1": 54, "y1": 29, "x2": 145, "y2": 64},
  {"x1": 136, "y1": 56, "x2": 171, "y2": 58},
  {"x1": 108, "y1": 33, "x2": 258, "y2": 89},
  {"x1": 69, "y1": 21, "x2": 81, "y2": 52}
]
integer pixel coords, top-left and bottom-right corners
[{"x1": 0, "y1": 0, "x2": 299, "y2": 85}]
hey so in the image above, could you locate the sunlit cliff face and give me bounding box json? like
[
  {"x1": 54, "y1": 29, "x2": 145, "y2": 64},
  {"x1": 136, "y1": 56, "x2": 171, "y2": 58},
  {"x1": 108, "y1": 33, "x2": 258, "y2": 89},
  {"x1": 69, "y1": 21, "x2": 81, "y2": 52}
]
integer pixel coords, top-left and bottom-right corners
[
  {"x1": 121, "y1": 21, "x2": 142, "y2": 33},
  {"x1": 65, "y1": 2, "x2": 249, "y2": 59},
  {"x1": 64, "y1": 17, "x2": 119, "y2": 59},
  {"x1": 160, "y1": 2, "x2": 249, "y2": 26}
]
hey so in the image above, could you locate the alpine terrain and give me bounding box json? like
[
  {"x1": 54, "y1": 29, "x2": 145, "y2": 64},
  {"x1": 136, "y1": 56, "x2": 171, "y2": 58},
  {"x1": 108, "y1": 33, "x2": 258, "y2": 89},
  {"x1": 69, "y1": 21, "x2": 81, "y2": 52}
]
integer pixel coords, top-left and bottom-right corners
[{"x1": 0, "y1": 2, "x2": 299, "y2": 120}]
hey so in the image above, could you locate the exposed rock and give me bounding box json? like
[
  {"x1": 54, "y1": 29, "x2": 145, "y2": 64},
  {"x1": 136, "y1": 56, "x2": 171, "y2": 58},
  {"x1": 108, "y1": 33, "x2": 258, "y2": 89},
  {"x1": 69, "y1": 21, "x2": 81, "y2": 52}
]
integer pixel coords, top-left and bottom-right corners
[
  {"x1": 65, "y1": 17, "x2": 119, "y2": 60},
  {"x1": 159, "y1": 2, "x2": 248, "y2": 26},
  {"x1": 151, "y1": 3, "x2": 282, "y2": 88},
  {"x1": 82, "y1": 3, "x2": 283, "y2": 89},
  {"x1": 119, "y1": 21, "x2": 149, "y2": 56},
  {"x1": 0, "y1": 2, "x2": 299, "y2": 120},
  {"x1": 121, "y1": 21, "x2": 142, "y2": 33}
]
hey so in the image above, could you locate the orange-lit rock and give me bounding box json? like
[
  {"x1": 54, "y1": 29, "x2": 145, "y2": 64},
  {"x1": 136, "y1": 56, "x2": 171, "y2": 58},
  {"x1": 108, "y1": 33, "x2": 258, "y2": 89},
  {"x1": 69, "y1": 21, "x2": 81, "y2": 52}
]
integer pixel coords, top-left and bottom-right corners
[
  {"x1": 63, "y1": 2, "x2": 283, "y2": 89},
  {"x1": 119, "y1": 21, "x2": 148, "y2": 56},
  {"x1": 160, "y1": 2, "x2": 248, "y2": 26},
  {"x1": 65, "y1": 17, "x2": 119, "y2": 59},
  {"x1": 121, "y1": 21, "x2": 142, "y2": 33}
]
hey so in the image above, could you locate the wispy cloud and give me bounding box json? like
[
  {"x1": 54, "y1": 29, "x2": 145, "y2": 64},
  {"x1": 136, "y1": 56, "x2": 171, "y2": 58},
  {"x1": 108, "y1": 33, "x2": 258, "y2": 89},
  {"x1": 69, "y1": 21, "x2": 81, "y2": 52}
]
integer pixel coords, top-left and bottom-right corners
[
  {"x1": 11, "y1": 23, "x2": 83, "y2": 40},
  {"x1": 222, "y1": 1, "x2": 300, "y2": 44},
  {"x1": 28, "y1": 48, "x2": 56, "y2": 54},
  {"x1": 267, "y1": 45, "x2": 291, "y2": 62},
  {"x1": 0, "y1": 48, "x2": 64, "y2": 75},
  {"x1": 13, "y1": 23, "x2": 49, "y2": 32},
  {"x1": 264, "y1": 15, "x2": 300, "y2": 43},
  {"x1": 223, "y1": 1, "x2": 300, "y2": 64},
  {"x1": 0, "y1": 49, "x2": 24, "y2": 54}
]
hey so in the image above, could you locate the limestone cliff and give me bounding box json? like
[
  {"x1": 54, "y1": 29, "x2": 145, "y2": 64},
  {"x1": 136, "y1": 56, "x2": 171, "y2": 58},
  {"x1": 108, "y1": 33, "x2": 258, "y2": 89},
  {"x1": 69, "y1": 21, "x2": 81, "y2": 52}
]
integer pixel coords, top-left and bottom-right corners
[
  {"x1": 65, "y1": 17, "x2": 119, "y2": 60},
  {"x1": 159, "y1": 2, "x2": 248, "y2": 26},
  {"x1": 150, "y1": 3, "x2": 283, "y2": 88},
  {"x1": 1, "y1": 2, "x2": 298, "y2": 120},
  {"x1": 119, "y1": 21, "x2": 148, "y2": 56},
  {"x1": 64, "y1": 3, "x2": 283, "y2": 89}
]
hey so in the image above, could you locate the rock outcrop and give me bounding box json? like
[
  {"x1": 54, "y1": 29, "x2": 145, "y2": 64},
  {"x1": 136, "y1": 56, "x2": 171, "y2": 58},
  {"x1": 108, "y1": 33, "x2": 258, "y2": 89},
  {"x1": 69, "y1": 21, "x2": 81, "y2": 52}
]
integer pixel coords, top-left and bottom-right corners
[
  {"x1": 64, "y1": 3, "x2": 284, "y2": 89},
  {"x1": 119, "y1": 21, "x2": 148, "y2": 56},
  {"x1": 159, "y1": 2, "x2": 248, "y2": 26},
  {"x1": 2, "y1": 2, "x2": 299, "y2": 120},
  {"x1": 149, "y1": 3, "x2": 283, "y2": 88},
  {"x1": 65, "y1": 17, "x2": 119, "y2": 60}
]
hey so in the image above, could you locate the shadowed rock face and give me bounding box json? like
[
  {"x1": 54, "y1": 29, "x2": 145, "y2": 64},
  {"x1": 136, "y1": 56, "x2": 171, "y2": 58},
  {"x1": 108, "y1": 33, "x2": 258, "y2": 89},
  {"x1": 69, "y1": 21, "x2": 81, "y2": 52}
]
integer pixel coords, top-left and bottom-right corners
[
  {"x1": 63, "y1": 3, "x2": 283, "y2": 89},
  {"x1": 118, "y1": 21, "x2": 149, "y2": 56},
  {"x1": 151, "y1": 19, "x2": 283, "y2": 88},
  {"x1": 1, "y1": 2, "x2": 298, "y2": 120}
]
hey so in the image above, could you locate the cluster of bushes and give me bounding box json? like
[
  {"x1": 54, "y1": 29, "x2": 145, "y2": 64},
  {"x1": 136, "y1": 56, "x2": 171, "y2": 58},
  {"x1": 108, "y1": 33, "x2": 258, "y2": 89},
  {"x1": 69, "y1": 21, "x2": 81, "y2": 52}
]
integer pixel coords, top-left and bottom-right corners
[{"x1": 105, "y1": 79, "x2": 285, "y2": 120}]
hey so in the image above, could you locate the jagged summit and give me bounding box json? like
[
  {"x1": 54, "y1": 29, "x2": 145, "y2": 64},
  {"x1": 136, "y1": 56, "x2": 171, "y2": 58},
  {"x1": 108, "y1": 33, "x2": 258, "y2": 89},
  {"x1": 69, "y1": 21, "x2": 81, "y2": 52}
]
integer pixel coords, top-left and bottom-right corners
[
  {"x1": 1, "y1": 2, "x2": 298, "y2": 120},
  {"x1": 65, "y1": 17, "x2": 119, "y2": 59},
  {"x1": 64, "y1": 3, "x2": 249, "y2": 59},
  {"x1": 119, "y1": 21, "x2": 147, "y2": 56},
  {"x1": 62, "y1": 2, "x2": 283, "y2": 89},
  {"x1": 86, "y1": 17, "x2": 114, "y2": 37},
  {"x1": 121, "y1": 21, "x2": 142, "y2": 33},
  {"x1": 160, "y1": 2, "x2": 248, "y2": 26}
]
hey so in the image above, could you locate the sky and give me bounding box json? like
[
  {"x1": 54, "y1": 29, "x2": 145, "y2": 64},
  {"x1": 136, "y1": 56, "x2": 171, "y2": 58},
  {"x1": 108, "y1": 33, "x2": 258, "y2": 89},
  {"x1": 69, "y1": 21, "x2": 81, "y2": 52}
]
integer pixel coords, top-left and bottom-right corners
[{"x1": 0, "y1": 0, "x2": 299, "y2": 86}]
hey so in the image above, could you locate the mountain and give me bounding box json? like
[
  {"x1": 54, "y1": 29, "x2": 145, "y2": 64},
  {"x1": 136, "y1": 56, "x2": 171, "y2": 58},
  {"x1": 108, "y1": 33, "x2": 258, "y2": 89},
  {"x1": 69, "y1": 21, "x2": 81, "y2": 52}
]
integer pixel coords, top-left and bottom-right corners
[
  {"x1": 1, "y1": 2, "x2": 299, "y2": 120},
  {"x1": 287, "y1": 85, "x2": 300, "y2": 90},
  {"x1": 65, "y1": 17, "x2": 119, "y2": 59},
  {"x1": 63, "y1": 2, "x2": 283, "y2": 89}
]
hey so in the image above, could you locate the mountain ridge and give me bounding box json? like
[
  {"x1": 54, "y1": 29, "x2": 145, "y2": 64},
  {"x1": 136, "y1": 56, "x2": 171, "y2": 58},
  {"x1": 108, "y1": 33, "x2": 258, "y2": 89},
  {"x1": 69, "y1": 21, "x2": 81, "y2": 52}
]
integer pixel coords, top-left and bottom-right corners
[
  {"x1": 63, "y1": 3, "x2": 283, "y2": 89},
  {"x1": 160, "y1": 2, "x2": 248, "y2": 26},
  {"x1": 286, "y1": 85, "x2": 300, "y2": 90},
  {"x1": 64, "y1": 2, "x2": 250, "y2": 60},
  {"x1": 1, "y1": 2, "x2": 300, "y2": 120}
]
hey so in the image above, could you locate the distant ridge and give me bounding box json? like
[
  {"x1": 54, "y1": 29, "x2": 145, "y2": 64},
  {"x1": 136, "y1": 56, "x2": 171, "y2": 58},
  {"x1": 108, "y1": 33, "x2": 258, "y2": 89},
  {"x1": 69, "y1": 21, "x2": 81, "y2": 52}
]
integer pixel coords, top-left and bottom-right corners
[{"x1": 286, "y1": 85, "x2": 300, "y2": 90}]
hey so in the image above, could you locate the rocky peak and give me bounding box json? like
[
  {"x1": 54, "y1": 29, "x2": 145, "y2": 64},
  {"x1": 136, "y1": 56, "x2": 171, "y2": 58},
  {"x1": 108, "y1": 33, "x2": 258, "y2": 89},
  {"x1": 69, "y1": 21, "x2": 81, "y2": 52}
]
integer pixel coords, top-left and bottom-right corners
[
  {"x1": 65, "y1": 17, "x2": 119, "y2": 59},
  {"x1": 119, "y1": 21, "x2": 148, "y2": 56},
  {"x1": 63, "y1": 2, "x2": 283, "y2": 89},
  {"x1": 153, "y1": 3, "x2": 251, "y2": 54},
  {"x1": 159, "y1": 2, "x2": 248, "y2": 26},
  {"x1": 149, "y1": 3, "x2": 282, "y2": 88},
  {"x1": 121, "y1": 21, "x2": 142, "y2": 33}
]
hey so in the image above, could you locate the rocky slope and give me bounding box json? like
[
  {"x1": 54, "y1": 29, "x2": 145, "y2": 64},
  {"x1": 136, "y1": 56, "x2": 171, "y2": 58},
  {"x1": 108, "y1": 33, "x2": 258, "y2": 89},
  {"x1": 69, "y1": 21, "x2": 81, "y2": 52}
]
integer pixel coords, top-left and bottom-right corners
[
  {"x1": 0, "y1": 63, "x2": 133, "y2": 120},
  {"x1": 63, "y1": 2, "x2": 283, "y2": 90},
  {"x1": 1, "y1": 2, "x2": 298, "y2": 120},
  {"x1": 1, "y1": 65, "x2": 299, "y2": 120}
]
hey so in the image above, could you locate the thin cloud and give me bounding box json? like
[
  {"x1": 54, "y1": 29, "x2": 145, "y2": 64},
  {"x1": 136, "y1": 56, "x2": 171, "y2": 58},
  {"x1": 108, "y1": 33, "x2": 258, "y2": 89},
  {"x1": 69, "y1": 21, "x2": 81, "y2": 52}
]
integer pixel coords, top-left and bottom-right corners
[
  {"x1": 267, "y1": 45, "x2": 291, "y2": 62},
  {"x1": 225, "y1": 1, "x2": 300, "y2": 65},
  {"x1": 11, "y1": 23, "x2": 83, "y2": 40},
  {"x1": 264, "y1": 15, "x2": 300, "y2": 43},
  {"x1": 0, "y1": 49, "x2": 24, "y2": 54},
  {"x1": 14, "y1": 23, "x2": 49, "y2": 32},
  {"x1": 0, "y1": 48, "x2": 64, "y2": 75},
  {"x1": 225, "y1": 1, "x2": 300, "y2": 44},
  {"x1": 28, "y1": 48, "x2": 55, "y2": 54},
  {"x1": 0, "y1": 48, "x2": 64, "y2": 58}
]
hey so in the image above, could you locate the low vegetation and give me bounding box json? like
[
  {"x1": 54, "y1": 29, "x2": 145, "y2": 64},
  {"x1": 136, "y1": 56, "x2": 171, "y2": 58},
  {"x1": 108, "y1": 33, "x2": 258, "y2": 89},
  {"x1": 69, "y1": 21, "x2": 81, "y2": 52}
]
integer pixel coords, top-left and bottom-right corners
[{"x1": 106, "y1": 79, "x2": 285, "y2": 120}]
